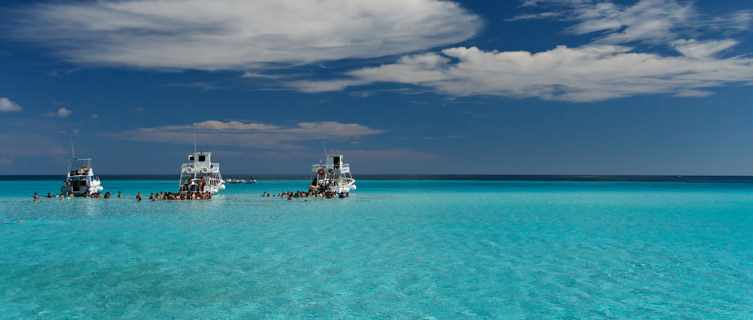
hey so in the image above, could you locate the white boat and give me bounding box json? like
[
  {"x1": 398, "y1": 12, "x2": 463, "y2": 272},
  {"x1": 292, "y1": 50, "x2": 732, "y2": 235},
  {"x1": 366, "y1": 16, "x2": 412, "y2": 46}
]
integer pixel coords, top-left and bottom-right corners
[
  {"x1": 179, "y1": 151, "x2": 225, "y2": 194},
  {"x1": 247, "y1": 177, "x2": 257, "y2": 183},
  {"x1": 310, "y1": 154, "x2": 356, "y2": 194},
  {"x1": 61, "y1": 157, "x2": 103, "y2": 196}
]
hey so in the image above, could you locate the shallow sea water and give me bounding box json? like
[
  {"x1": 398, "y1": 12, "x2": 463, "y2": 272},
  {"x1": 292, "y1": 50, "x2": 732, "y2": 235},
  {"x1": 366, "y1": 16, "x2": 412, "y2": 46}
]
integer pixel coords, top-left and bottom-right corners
[{"x1": 1, "y1": 179, "x2": 753, "y2": 319}]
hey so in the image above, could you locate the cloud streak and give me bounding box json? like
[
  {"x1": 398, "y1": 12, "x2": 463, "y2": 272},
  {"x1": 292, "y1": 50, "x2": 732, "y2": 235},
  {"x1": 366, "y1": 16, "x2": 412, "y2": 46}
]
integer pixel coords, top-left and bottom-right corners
[
  {"x1": 117, "y1": 120, "x2": 385, "y2": 150},
  {"x1": 511, "y1": 0, "x2": 751, "y2": 45},
  {"x1": 295, "y1": 44, "x2": 753, "y2": 102},
  {"x1": 12, "y1": 0, "x2": 481, "y2": 70}
]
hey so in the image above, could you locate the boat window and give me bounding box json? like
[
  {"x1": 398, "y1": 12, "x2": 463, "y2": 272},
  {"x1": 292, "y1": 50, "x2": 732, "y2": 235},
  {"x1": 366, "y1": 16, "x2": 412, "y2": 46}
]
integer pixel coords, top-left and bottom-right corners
[
  {"x1": 198, "y1": 155, "x2": 206, "y2": 162},
  {"x1": 189, "y1": 155, "x2": 194, "y2": 161},
  {"x1": 334, "y1": 156, "x2": 341, "y2": 168}
]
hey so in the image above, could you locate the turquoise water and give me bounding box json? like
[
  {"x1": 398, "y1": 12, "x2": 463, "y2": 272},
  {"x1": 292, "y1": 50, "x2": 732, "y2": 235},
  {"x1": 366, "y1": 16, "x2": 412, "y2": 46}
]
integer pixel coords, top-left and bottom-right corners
[{"x1": 2, "y1": 179, "x2": 753, "y2": 318}]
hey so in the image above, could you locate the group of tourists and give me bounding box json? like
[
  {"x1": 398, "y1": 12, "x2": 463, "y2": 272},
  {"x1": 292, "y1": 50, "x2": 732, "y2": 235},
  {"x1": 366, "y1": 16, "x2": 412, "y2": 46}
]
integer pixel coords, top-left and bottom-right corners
[
  {"x1": 33, "y1": 190, "x2": 212, "y2": 201},
  {"x1": 34, "y1": 191, "x2": 122, "y2": 201},
  {"x1": 261, "y1": 190, "x2": 349, "y2": 200},
  {"x1": 179, "y1": 177, "x2": 208, "y2": 193},
  {"x1": 137, "y1": 191, "x2": 212, "y2": 201}
]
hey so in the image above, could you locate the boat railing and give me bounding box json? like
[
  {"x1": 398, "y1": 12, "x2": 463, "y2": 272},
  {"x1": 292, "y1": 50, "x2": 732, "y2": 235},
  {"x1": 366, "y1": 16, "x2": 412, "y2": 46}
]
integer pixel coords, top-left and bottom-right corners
[
  {"x1": 183, "y1": 163, "x2": 220, "y2": 170},
  {"x1": 312, "y1": 163, "x2": 349, "y2": 170}
]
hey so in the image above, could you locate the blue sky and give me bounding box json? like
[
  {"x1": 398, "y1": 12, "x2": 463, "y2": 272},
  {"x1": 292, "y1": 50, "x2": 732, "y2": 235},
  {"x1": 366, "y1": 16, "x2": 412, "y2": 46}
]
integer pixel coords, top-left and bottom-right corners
[{"x1": 1, "y1": 0, "x2": 753, "y2": 175}]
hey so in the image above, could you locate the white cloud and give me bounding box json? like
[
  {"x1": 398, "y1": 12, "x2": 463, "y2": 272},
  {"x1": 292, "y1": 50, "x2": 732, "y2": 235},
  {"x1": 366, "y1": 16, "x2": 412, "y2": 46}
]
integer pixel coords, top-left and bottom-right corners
[
  {"x1": 0, "y1": 97, "x2": 22, "y2": 112},
  {"x1": 511, "y1": 0, "x2": 750, "y2": 45},
  {"x1": 14, "y1": 0, "x2": 481, "y2": 70},
  {"x1": 671, "y1": 39, "x2": 738, "y2": 59},
  {"x1": 117, "y1": 120, "x2": 385, "y2": 150},
  {"x1": 296, "y1": 44, "x2": 753, "y2": 102},
  {"x1": 56, "y1": 108, "x2": 72, "y2": 118},
  {"x1": 91, "y1": 113, "x2": 98, "y2": 119},
  {"x1": 291, "y1": 1, "x2": 753, "y2": 101},
  {"x1": 45, "y1": 107, "x2": 73, "y2": 117},
  {"x1": 570, "y1": 0, "x2": 694, "y2": 44}
]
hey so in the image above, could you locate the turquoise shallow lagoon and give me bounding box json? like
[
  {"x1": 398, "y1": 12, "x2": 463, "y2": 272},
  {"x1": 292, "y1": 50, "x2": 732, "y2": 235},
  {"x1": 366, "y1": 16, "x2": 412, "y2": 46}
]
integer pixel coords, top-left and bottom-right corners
[{"x1": 2, "y1": 179, "x2": 753, "y2": 318}]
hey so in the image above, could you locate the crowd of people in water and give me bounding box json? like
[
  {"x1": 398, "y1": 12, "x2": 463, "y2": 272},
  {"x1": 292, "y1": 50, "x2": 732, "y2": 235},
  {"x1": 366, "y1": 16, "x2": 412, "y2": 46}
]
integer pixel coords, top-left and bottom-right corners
[
  {"x1": 140, "y1": 191, "x2": 212, "y2": 201},
  {"x1": 34, "y1": 190, "x2": 352, "y2": 201},
  {"x1": 34, "y1": 191, "x2": 121, "y2": 200},
  {"x1": 33, "y1": 190, "x2": 212, "y2": 201},
  {"x1": 261, "y1": 190, "x2": 350, "y2": 200},
  {"x1": 34, "y1": 181, "x2": 351, "y2": 202}
]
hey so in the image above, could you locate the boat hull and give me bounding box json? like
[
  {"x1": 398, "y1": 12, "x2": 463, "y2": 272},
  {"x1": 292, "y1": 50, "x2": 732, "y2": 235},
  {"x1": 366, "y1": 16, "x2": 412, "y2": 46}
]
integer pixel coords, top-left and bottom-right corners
[{"x1": 61, "y1": 183, "x2": 103, "y2": 196}]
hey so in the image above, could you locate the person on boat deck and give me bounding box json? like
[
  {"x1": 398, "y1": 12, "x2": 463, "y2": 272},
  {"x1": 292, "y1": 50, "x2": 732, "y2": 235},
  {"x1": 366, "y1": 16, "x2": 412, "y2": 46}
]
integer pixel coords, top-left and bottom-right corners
[{"x1": 199, "y1": 177, "x2": 205, "y2": 191}]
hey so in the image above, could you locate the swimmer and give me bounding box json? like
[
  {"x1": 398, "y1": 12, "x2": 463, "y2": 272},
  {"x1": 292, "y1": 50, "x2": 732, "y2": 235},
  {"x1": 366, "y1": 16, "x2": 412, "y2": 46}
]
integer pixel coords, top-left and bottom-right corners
[
  {"x1": 34, "y1": 192, "x2": 39, "y2": 202},
  {"x1": 117, "y1": 191, "x2": 121, "y2": 198},
  {"x1": 47, "y1": 192, "x2": 52, "y2": 198},
  {"x1": 104, "y1": 192, "x2": 111, "y2": 199},
  {"x1": 136, "y1": 192, "x2": 142, "y2": 201}
]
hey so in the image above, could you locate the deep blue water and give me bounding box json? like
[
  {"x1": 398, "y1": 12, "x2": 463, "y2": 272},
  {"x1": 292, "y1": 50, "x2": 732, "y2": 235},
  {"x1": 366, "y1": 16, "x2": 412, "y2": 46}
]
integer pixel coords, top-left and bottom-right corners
[{"x1": 2, "y1": 179, "x2": 753, "y2": 318}]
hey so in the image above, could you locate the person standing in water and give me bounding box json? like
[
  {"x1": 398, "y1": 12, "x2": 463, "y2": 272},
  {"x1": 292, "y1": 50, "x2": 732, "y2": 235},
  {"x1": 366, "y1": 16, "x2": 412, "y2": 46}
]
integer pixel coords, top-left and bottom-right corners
[
  {"x1": 136, "y1": 192, "x2": 142, "y2": 201},
  {"x1": 33, "y1": 192, "x2": 39, "y2": 202},
  {"x1": 118, "y1": 191, "x2": 122, "y2": 198}
]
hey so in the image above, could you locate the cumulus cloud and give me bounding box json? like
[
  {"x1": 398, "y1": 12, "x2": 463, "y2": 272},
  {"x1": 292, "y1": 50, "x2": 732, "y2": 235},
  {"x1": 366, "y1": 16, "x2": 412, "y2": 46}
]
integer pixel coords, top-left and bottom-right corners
[
  {"x1": 292, "y1": 1, "x2": 753, "y2": 101},
  {"x1": 56, "y1": 108, "x2": 72, "y2": 118},
  {"x1": 12, "y1": 0, "x2": 480, "y2": 70},
  {"x1": 0, "y1": 97, "x2": 22, "y2": 112},
  {"x1": 295, "y1": 44, "x2": 753, "y2": 102},
  {"x1": 45, "y1": 107, "x2": 73, "y2": 118},
  {"x1": 117, "y1": 120, "x2": 385, "y2": 150}
]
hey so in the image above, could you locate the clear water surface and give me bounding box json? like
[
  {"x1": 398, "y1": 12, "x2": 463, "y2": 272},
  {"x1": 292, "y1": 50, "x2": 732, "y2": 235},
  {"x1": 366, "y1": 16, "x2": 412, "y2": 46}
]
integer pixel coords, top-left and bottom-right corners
[{"x1": 1, "y1": 179, "x2": 753, "y2": 318}]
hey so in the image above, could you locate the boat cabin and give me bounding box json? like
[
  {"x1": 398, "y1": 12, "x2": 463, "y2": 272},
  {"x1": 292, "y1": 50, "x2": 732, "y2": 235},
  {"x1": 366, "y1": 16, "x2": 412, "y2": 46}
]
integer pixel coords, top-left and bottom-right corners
[
  {"x1": 179, "y1": 151, "x2": 224, "y2": 194},
  {"x1": 311, "y1": 154, "x2": 355, "y2": 193}
]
